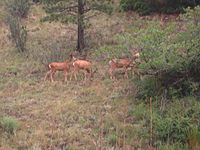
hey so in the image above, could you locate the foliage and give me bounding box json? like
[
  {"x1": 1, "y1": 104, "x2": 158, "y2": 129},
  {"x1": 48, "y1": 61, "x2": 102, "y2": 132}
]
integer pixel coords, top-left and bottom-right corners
[
  {"x1": 186, "y1": 126, "x2": 200, "y2": 150},
  {"x1": 5, "y1": 0, "x2": 30, "y2": 18},
  {"x1": 93, "y1": 33, "x2": 133, "y2": 60},
  {"x1": 131, "y1": 102, "x2": 147, "y2": 120},
  {"x1": 38, "y1": 0, "x2": 113, "y2": 52},
  {"x1": 7, "y1": 16, "x2": 28, "y2": 53},
  {"x1": 119, "y1": 0, "x2": 200, "y2": 14},
  {"x1": 0, "y1": 117, "x2": 19, "y2": 135},
  {"x1": 153, "y1": 98, "x2": 200, "y2": 146},
  {"x1": 130, "y1": 95, "x2": 200, "y2": 147},
  {"x1": 29, "y1": 39, "x2": 73, "y2": 65},
  {"x1": 119, "y1": 0, "x2": 152, "y2": 15},
  {"x1": 135, "y1": 6, "x2": 200, "y2": 99},
  {"x1": 153, "y1": 113, "x2": 190, "y2": 144},
  {"x1": 107, "y1": 134, "x2": 117, "y2": 146},
  {"x1": 5, "y1": 0, "x2": 29, "y2": 53}
]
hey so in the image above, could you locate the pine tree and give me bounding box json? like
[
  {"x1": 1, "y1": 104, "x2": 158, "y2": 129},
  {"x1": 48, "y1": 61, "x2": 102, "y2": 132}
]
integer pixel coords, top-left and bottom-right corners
[{"x1": 38, "y1": 0, "x2": 113, "y2": 52}]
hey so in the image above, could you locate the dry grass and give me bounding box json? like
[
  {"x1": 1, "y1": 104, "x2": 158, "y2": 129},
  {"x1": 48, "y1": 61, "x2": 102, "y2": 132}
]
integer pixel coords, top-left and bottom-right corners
[
  {"x1": 0, "y1": 72, "x2": 142, "y2": 149},
  {"x1": 0, "y1": 2, "x2": 170, "y2": 150}
]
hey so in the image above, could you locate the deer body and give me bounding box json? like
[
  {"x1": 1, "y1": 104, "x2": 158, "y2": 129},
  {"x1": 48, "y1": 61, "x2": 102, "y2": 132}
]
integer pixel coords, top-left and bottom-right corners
[
  {"x1": 109, "y1": 52, "x2": 140, "y2": 79},
  {"x1": 109, "y1": 58, "x2": 134, "y2": 79},
  {"x1": 44, "y1": 62, "x2": 72, "y2": 82},
  {"x1": 70, "y1": 60, "x2": 94, "y2": 81}
]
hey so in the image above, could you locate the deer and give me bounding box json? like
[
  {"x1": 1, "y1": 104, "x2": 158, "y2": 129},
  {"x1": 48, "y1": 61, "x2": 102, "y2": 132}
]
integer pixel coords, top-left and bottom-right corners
[
  {"x1": 109, "y1": 53, "x2": 140, "y2": 79},
  {"x1": 70, "y1": 57, "x2": 97, "y2": 81},
  {"x1": 44, "y1": 61, "x2": 73, "y2": 82}
]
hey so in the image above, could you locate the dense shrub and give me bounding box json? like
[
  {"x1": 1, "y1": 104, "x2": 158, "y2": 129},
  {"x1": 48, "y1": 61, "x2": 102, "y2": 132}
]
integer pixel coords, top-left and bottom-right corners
[
  {"x1": 135, "y1": 6, "x2": 200, "y2": 99},
  {"x1": 5, "y1": 0, "x2": 30, "y2": 53},
  {"x1": 5, "y1": 0, "x2": 30, "y2": 18},
  {"x1": 153, "y1": 98, "x2": 200, "y2": 145},
  {"x1": 8, "y1": 16, "x2": 28, "y2": 53},
  {"x1": 119, "y1": 0, "x2": 152, "y2": 15},
  {"x1": 119, "y1": 0, "x2": 200, "y2": 14}
]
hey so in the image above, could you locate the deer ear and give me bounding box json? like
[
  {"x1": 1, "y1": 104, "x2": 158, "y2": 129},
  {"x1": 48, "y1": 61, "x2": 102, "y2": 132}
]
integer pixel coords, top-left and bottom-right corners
[{"x1": 72, "y1": 56, "x2": 77, "y2": 61}]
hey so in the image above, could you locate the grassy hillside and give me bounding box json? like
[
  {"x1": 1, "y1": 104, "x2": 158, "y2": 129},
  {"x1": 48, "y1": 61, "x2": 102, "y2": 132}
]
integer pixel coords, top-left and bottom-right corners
[
  {"x1": 0, "y1": 3, "x2": 145, "y2": 150},
  {"x1": 0, "y1": 2, "x2": 199, "y2": 150}
]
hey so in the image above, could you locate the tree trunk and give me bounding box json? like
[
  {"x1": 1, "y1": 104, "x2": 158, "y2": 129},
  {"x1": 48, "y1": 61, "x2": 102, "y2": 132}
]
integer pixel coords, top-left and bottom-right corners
[{"x1": 77, "y1": 0, "x2": 85, "y2": 52}]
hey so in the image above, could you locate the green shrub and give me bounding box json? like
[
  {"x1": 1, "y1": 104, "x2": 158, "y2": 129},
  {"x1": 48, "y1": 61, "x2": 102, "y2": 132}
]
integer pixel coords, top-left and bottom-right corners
[
  {"x1": 107, "y1": 134, "x2": 117, "y2": 146},
  {"x1": 186, "y1": 126, "x2": 200, "y2": 150},
  {"x1": 119, "y1": 0, "x2": 200, "y2": 14},
  {"x1": 5, "y1": 0, "x2": 30, "y2": 53},
  {"x1": 131, "y1": 103, "x2": 147, "y2": 120},
  {"x1": 0, "y1": 117, "x2": 19, "y2": 135},
  {"x1": 135, "y1": 6, "x2": 200, "y2": 99},
  {"x1": 154, "y1": 114, "x2": 190, "y2": 144},
  {"x1": 5, "y1": 0, "x2": 31, "y2": 18},
  {"x1": 119, "y1": 0, "x2": 152, "y2": 15},
  {"x1": 152, "y1": 98, "x2": 200, "y2": 146},
  {"x1": 7, "y1": 16, "x2": 28, "y2": 53},
  {"x1": 134, "y1": 1, "x2": 152, "y2": 15},
  {"x1": 119, "y1": 0, "x2": 136, "y2": 11}
]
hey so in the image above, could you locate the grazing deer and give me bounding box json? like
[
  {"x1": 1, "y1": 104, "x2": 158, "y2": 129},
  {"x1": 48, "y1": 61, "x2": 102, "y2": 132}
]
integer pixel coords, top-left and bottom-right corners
[
  {"x1": 44, "y1": 61, "x2": 72, "y2": 82},
  {"x1": 109, "y1": 53, "x2": 140, "y2": 79},
  {"x1": 70, "y1": 59, "x2": 96, "y2": 81}
]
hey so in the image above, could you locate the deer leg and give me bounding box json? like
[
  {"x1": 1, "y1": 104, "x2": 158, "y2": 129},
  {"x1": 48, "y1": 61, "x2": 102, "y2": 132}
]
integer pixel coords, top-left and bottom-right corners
[
  {"x1": 124, "y1": 67, "x2": 129, "y2": 79},
  {"x1": 85, "y1": 68, "x2": 90, "y2": 81},
  {"x1": 70, "y1": 70, "x2": 74, "y2": 81},
  {"x1": 50, "y1": 70, "x2": 56, "y2": 82},
  {"x1": 64, "y1": 70, "x2": 68, "y2": 82},
  {"x1": 44, "y1": 70, "x2": 51, "y2": 81},
  {"x1": 109, "y1": 68, "x2": 114, "y2": 79},
  {"x1": 70, "y1": 67, "x2": 76, "y2": 81},
  {"x1": 83, "y1": 71, "x2": 87, "y2": 81},
  {"x1": 74, "y1": 68, "x2": 78, "y2": 81}
]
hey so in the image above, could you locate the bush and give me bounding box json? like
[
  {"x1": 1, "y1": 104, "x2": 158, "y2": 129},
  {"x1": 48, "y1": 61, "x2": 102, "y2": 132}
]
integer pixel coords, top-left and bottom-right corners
[
  {"x1": 119, "y1": 0, "x2": 200, "y2": 14},
  {"x1": 186, "y1": 126, "x2": 200, "y2": 150},
  {"x1": 5, "y1": 0, "x2": 30, "y2": 53},
  {"x1": 5, "y1": 0, "x2": 31, "y2": 18},
  {"x1": 29, "y1": 39, "x2": 74, "y2": 65},
  {"x1": 154, "y1": 114, "x2": 190, "y2": 144},
  {"x1": 7, "y1": 16, "x2": 28, "y2": 53},
  {"x1": 119, "y1": 0, "x2": 152, "y2": 15},
  {"x1": 134, "y1": 1, "x2": 152, "y2": 15},
  {"x1": 134, "y1": 6, "x2": 200, "y2": 99},
  {"x1": 0, "y1": 117, "x2": 19, "y2": 135},
  {"x1": 153, "y1": 98, "x2": 200, "y2": 146}
]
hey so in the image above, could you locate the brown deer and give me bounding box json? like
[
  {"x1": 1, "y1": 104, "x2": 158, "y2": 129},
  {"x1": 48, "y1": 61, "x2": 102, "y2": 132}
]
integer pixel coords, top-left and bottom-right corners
[
  {"x1": 109, "y1": 53, "x2": 140, "y2": 79},
  {"x1": 70, "y1": 59, "x2": 96, "y2": 81},
  {"x1": 44, "y1": 62, "x2": 73, "y2": 82}
]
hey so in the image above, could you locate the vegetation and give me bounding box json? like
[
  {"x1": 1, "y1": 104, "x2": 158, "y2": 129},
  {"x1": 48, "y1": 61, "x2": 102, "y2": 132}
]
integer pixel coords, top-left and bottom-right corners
[
  {"x1": 0, "y1": 117, "x2": 19, "y2": 136},
  {"x1": 119, "y1": 0, "x2": 200, "y2": 15},
  {"x1": 5, "y1": 0, "x2": 30, "y2": 18},
  {"x1": 5, "y1": 0, "x2": 30, "y2": 52},
  {"x1": 0, "y1": 0, "x2": 199, "y2": 149},
  {"x1": 37, "y1": 0, "x2": 113, "y2": 52}
]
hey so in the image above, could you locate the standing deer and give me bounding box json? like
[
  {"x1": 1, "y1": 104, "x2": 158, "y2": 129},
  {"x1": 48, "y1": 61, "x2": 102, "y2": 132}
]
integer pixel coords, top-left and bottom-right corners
[
  {"x1": 109, "y1": 53, "x2": 140, "y2": 79},
  {"x1": 44, "y1": 61, "x2": 72, "y2": 82},
  {"x1": 70, "y1": 58, "x2": 96, "y2": 81}
]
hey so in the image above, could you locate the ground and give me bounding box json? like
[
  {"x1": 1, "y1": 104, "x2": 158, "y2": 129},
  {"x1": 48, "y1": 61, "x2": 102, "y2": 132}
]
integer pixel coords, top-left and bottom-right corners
[{"x1": 0, "y1": 2, "x2": 183, "y2": 150}]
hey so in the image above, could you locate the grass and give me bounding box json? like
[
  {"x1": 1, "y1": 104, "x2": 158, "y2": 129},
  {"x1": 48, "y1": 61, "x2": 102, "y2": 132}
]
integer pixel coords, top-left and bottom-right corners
[
  {"x1": 0, "y1": 72, "x2": 142, "y2": 149},
  {"x1": 0, "y1": 2, "x2": 195, "y2": 150},
  {"x1": 0, "y1": 40, "x2": 141, "y2": 149}
]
